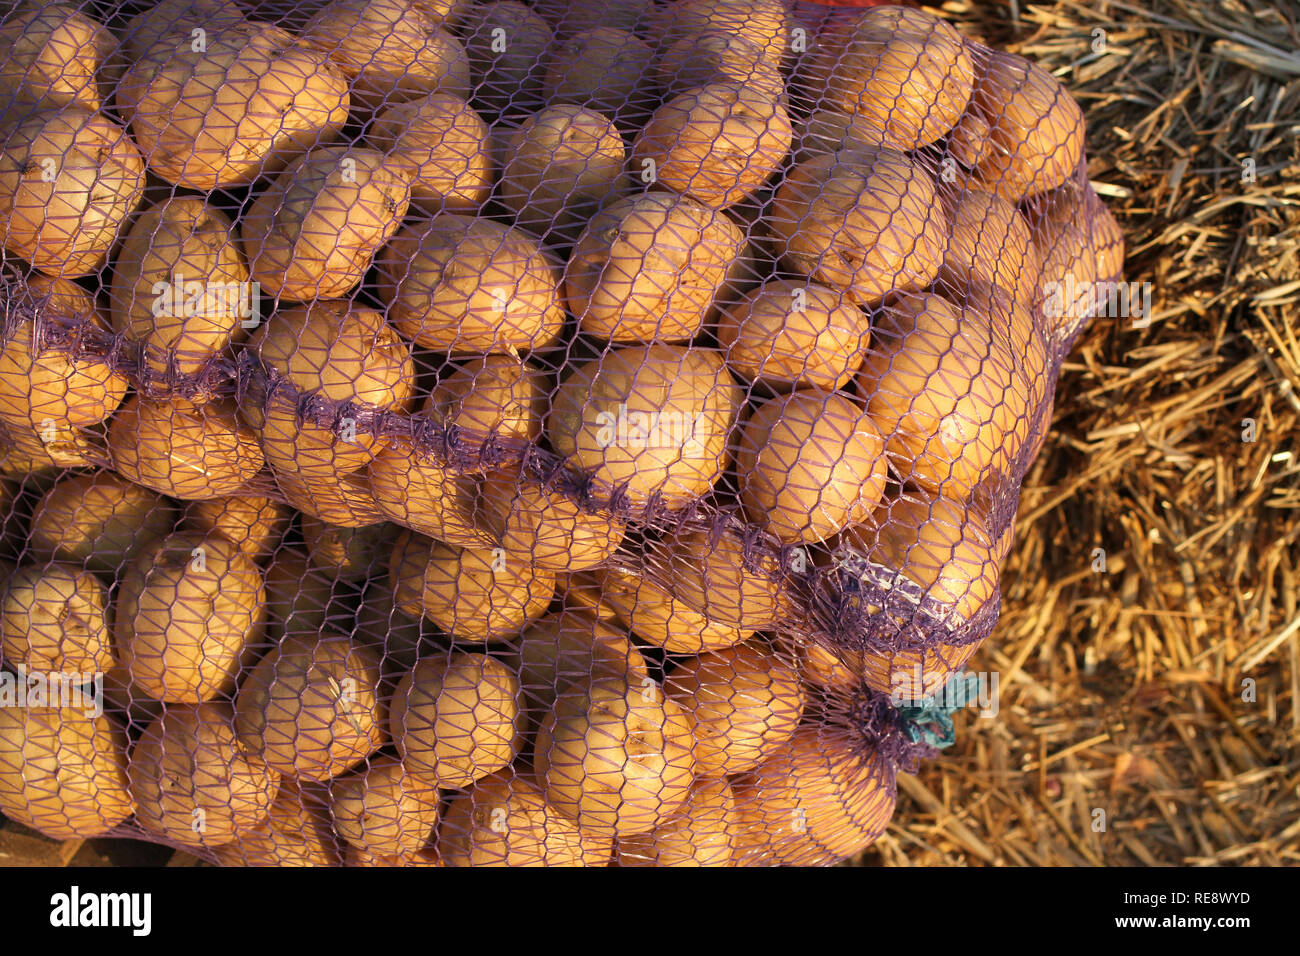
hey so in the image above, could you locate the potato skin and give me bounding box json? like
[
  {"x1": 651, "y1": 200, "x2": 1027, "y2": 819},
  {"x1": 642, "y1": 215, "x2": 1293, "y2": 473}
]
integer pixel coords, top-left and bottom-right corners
[
  {"x1": 241, "y1": 147, "x2": 412, "y2": 302},
  {"x1": 366, "y1": 92, "x2": 492, "y2": 212},
  {"x1": 390, "y1": 652, "x2": 523, "y2": 789},
  {"x1": 0, "y1": 706, "x2": 134, "y2": 840},
  {"x1": 329, "y1": 753, "x2": 441, "y2": 857},
  {"x1": 212, "y1": 782, "x2": 342, "y2": 867},
  {"x1": 0, "y1": 106, "x2": 145, "y2": 277},
  {"x1": 182, "y1": 495, "x2": 292, "y2": 561},
  {"x1": 234, "y1": 633, "x2": 385, "y2": 782},
  {"x1": 368, "y1": 447, "x2": 489, "y2": 547},
  {"x1": 115, "y1": 530, "x2": 267, "y2": 703},
  {"x1": 0, "y1": 3, "x2": 116, "y2": 110},
  {"x1": 1, "y1": 561, "x2": 113, "y2": 673},
  {"x1": 117, "y1": 22, "x2": 351, "y2": 190},
  {"x1": 542, "y1": 28, "x2": 657, "y2": 123},
  {"x1": 616, "y1": 777, "x2": 738, "y2": 867},
  {"x1": 129, "y1": 702, "x2": 280, "y2": 849}
]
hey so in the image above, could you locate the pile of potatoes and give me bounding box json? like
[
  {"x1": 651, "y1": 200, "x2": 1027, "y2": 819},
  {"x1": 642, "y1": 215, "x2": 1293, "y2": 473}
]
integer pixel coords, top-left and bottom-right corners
[{"x1": 0, "y1": 0, "x2": 1120, "y2": 865}]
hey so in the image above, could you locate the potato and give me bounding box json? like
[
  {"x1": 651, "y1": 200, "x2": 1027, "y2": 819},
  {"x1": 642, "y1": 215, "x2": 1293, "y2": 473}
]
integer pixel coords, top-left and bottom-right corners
[
  {"x1": 949, "y1": 50, "x2": 1085, "y2": 201},
  {"x1": 769, "y1": 147, "x2": 946, "y2": 306},
  {"x1": 0, "y1": 105, "x2": 145, "y2": 277},
  {"x1": 654, "y1": 31, "x2": 784, "y2": 100},
  {"x1": 0, "y1": 274, "x2": 128, "y2": 433},
  {"x1": 367, "y1": 446, "x2": 489, "y2": 547},
  {"x1": 366, "y1": 92, "x2": 493, "y2": 212},
  {"x1": 212, "y1": 782, "x2": 342, "y2": 867},
  {"x1": 0, "y1": 706, "x2": 134, "y2": 839},
  {"x1": 1034, "y1": 211, "x2": 1103, "y2": 335},
  {"x1": 377, "y1": 213, "x2": 565, "y2": 353},
  {"x1": 543, "y1": 0, "x2": 653, "y2": 39},
  {"x1": 329, "y1": 753, "x2": 442, "y2": 857},
  {"x1": 27, "y1": 471, "x2": 177, "y2": 574},
  {"x1": 632, "y1": 84, "x2": 792, "y2": 210},
  {"x1": 302, "y1": 517, "x2": 394, "y2": 581},
  {"x1": 798, "y1": 7, "x2": 973, "y2": 151},
  {"x1": 564, "y1": 190, "x2": 746, "y2": 343},
  {"x1": 107, "y1": 197, "x2": 251, "y2": 380},
  {"x1": 243, "y1": 300, "x2": 416, "y2": 481},
  {"x1": 0, "y1": 3, "x2": 115, "y2": 110},
  {"x1": 234, "y1": 633, "x2": 385, "y2": 782},
  {"x1": 440, "y1": 768, "x2": 614, "y2": 866},
  {"x1": 832, "y1": 494, "x2": 1002, "y2": 628},
  {"x1": 855, "y1": 291, "x2": 1030, "y2": 496},
  {"x1": 345, "y1": 844, "x2": 443, "y2": 867},
  {"x1": 263, "y1": 547, "x2": 351, "y2": 640},
  {"x1": 460, "y1": 1, "x2": 553, "y2": 114},
  {"x1": 389, "y1": 530, "x2": 555, "y2": 642},
  {"x1": 548, "y1": 343, "x2": 742, "y2": 508},
  {"x1": 303, "y1": 0, "x2": 471, "y2": 111},
  {"x1": 617, "y1": 777, "x2": 737, "y2": 867},
  {"x1": 117, "y1": 22, "x2": 350, "y2": 191},
  {"x1": 1040, "y1": 182, "x2": 1126, "y2": 284},
  {"x1": 108, "y1": 396, "x2": 264, "y2": 501},
  {"x1": 535, "y1": 674, "x2": 696, "y2": 837},
  {"x1": 241, "y1": 147, "x2": 411, "y2": 302},
  {"x1": 116, "y1": 530, "x2": 266, "y2": 703},
  {"x1": 656, "y1": 524, "x2": 789, "y2": 632},
  {"x1": 585, "y1": 565, "x2": 751, "y2": 653},
  {"x1": 119, "y1": 0, "x2": 247, "y2": 63},
  {"x1": 430, "y1": 353, "x2": 548, "y2": 448},
  {"x1": 735, "y1": 389, "x2": 888, "y2": 545},
  {"x1": 390, "y1": 651, "x2": 523, "y2": 788},
  {"x1": 129, "y1": 702, "x2": 279, "y2": 849},
  {"x1": 649, "y1": 0, "x2": 791, "y2": 69},
  {"x1": 275, "y1": 465, "x2": 386, "y2": 529},
  {"x1": 665, "y1": 641, "x2": 804, "y2": 776},
  {"x1": 937, "y1": 183, "x2": 1041, "y2": 320},
  {"x1": 479, "y1": 466, "x2": 627, "y2": 573},
  {"x1": 182, "y1": 495, "x2": 292, "y2": 561},
  {"x1": 0, "y1": 419, "x2": 102, "y2": 473},
  {"x1": 717, "y1": 279, "x2": 870, "y2": 391},
  {"x1": 542, "y1": 28, "x2": 657, "y2": 123},
  {"x1": 731, "y1": 729, "x2": 896, "y2": 865},
  {"x1": 1, "y1": 561, "x2": 112, "y2": 673},
  {"x1": 499, "y1": 105, "x2": 628, "y2": 239},
  {"x1": 513, "y1": 609, "x2": 647, "y2": 732}
]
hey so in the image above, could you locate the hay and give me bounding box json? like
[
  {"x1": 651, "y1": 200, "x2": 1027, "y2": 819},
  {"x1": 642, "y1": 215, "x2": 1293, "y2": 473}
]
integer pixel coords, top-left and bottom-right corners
[{"x1": 853, "y1": 0, "x2": 1300, "y2": 867}]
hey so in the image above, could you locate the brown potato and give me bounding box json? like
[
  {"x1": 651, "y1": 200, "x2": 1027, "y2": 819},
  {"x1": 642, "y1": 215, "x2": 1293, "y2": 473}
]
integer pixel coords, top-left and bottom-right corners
[
  {"x1": 440, "y1": 768, "x2": 614, "y2": 866},
  {"x1": 182, "y1": 495, "x2": 292, "y2": 561},
  {"x1": 564, "y1": 190, "x2": 746, "y2": 343},
  {"x1": 664, "y1": 641, "x2": 804, "y2": 776},
  {"x1": 129, "y1": 702, "x2": 279, "y2": 849},
  {"x1": 478, "y1": 466, "x2": 628, "y2": 573},
  {"x1": 0, "y1": 706, "x2": 134, "y2": 839},
  {"x1": 241, "y1": 147, "x2": 411, "y2": 302},
  {"x1": 329, "y1": 753, "x2": 442, "y2": 857},
  {"x1": 27, "y1": 471, "x2": 177, "y2": 574},
  {"x1": 0, "y1": 3, "x2": 115, "y2": 110},
  {"x1": 117, "y1": 22, "x2": 350, "y2": 190},
  {"x1": 302, "y1": 0, "x2": 471, "y2": 112},
  {"x1": 616, "y1": 777, "x2": 738, "y2": 867},
  {"x1": 0, "y1": 274, "x2": 128, "y2": 433},
  {"x1": 731, "y1": 729, "x2": 896, "y2": 865},
  {"x1": 460, "y1": 1, "x2": 553, "y2": 114},
  {"x1": 275, "y1": 465, "x2": 386, "y2": 529},
  {"x1": 937, "y1": 183, "x2": 1042, "y2": 320},
  {"x1": 108, "y1": 197, "x2": 251, "y2": 380},
  {"x1": 119, "y1": 0, "x2": 247, "y2": 63},
  {"x1": 388, "y1": 530, "x2": 555, "y2": 641},
  {"x1": 429, "y1": 353, "x2": 548, "y2": 449},
  {"x1": 547, "y1": 343, "x2": 742, "y2": 508},
  {"x1": 108, "y1": 396, "x2": 264, "y2": 501},
  {"x1": 115, "y1": 530, "x2": 266, "y2": 703},
  {"x1": 856, "y1": 291, "x2": 1031, "y2": 496},
  {"x1": 632, "y1": 83, "x2": 792, "y2": 210},
  {"x1": 0, "y1": 105, "x2": 145, "y2": 277},
  {"x1": 1033, "y1": 208, "x2": 1103, "y2": 335},
  {"x1": 1, "y1": 561, "x2": 112, "y2": 673},
  {"x1": 377, "y1": 214, "x2": 565, "y2": 353},
  {"x1": 0, "y1": 419, "x2": 102, "y2": 473},
  {"x1": 390, "y1": 651, "x2": 523, "y2": 788},
  {"x1": 717, "y1": 279, "x2": 870, "y2": 390},
  {"x1": 499, "y1": 105, "x2": 628, "y2": 239},
  {"x1": 542, "y1": 28, "x2": 657, "y2": 123},
  {"x1": 657, "y1": 524, "x2": 789, "y2": 632},
  {"x1": 735, "y1": 389, "x2": 888, "y2": 545},
  {"x1": 367, "y1": 446, "x2": 489, "y2": 547},
  {"x1": 798, "y1": 7, "x2": 973, "y2": 151},
  {"x1": 768, "y1": 147, "x2": 947, "y2": 306},
  {"x1": 648, "y1": 0, "x2": 791, "y2": 69},
  {"x1": 654, "y1": 31, "x2": 784, "y2": 100},
  {"x1": 302, "y1": 517, "x2": 394, "y2": 581},
  {"x1": 586, "y1": 565, "x2": 751, "y2": 653},
  {"x1": 366, "y1": 92, "x2": 493, "y2": 212},
  {"x1": 1041, "y1": 183, "x2": 1126, "y2": 284},
  {"x1": 234, "y1": 633, "x2": 385, "y2": 782},
  {"x1": 243, "y1": 300, "x2": 416, "y2": 481},
  {"x1": 211, "y1": 782, "x2": 342, "y2": 866},
  {"x1": 949, "y1": 50, "x2": 1085, "y2": 202},
  {"x1": 534, "y1": 674, "x2": 696, "y2": 837}
]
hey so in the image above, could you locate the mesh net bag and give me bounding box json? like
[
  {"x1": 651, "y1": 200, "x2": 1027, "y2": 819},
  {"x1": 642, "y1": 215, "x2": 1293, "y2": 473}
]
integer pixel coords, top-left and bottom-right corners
[{"x1": 0, "y1": 0, "x2": 1124, "y2": 867}]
